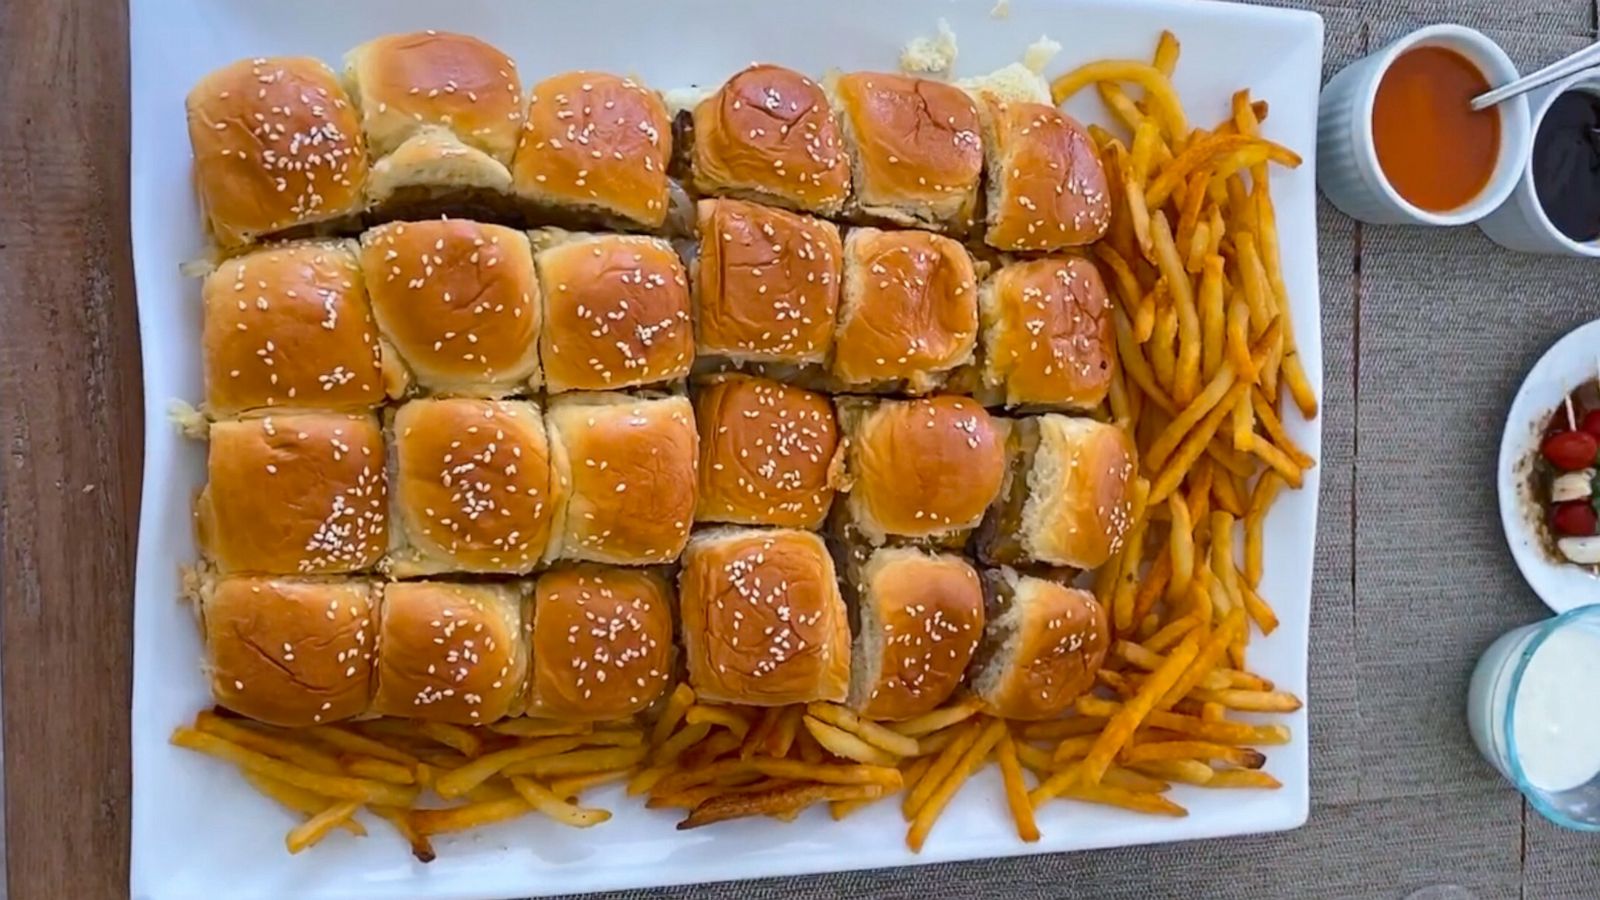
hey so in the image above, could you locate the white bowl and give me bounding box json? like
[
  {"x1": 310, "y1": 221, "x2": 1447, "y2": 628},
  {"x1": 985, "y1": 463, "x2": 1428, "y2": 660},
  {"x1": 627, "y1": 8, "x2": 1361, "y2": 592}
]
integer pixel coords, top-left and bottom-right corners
[
  {"x1": 1479, "y1": 67, "x2": 1600, "y2": 256},
  {"x1": 1498, "y1": 318, "x2": 1600, "y2": 614},
  {"x1": 1317, "y1": 24, "x2": 1531, "y2": 226}
]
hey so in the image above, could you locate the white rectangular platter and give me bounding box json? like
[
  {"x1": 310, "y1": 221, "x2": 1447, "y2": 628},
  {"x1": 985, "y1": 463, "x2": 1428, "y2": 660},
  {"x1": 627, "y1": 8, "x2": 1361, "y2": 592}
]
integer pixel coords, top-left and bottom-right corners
[{"x1": 127, "y1": 1, "x2": 1324, "y2": 897}]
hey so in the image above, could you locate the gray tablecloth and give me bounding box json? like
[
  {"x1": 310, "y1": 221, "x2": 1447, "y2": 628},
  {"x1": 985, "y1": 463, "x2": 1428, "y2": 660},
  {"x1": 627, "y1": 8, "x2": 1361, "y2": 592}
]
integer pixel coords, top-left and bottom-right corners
[{"x1": 575, "y1": 2, "x2": 1600, "y2": 897}]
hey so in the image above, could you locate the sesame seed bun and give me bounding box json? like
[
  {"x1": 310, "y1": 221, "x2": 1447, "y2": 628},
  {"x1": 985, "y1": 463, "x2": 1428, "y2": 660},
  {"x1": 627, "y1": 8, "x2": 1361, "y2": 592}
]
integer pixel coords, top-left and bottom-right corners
[
  {"x1": 533, "y1": 231, "x2": 693, "y2": 393},
  {"x1": 198, "y1": 575, "x2": 376, "y2": 727},
  {"x1": 344, "y1": 31, "x2": 523, "y2": 164},
  {"x1": 693, "y1": 199, "x2": 841, "y2": 366},
  {"x1": 510, "y1": 71, "x2": 672, "y2": 229},
  {"x1": 360, "y1": 220, "x2": 541, "y2": 396},
  {"x1": 977, "y1": 97, "x2": 1110, "y2": 251},
  {"x1": 970, "y1": 569, "x2": 1107, "y2": 720},
  {"x1": 388, "y1": 399, "x2": 560, "y2": 577},
  {"x1": 678, "y1": 528, "x2": 849, "y2": 705},
  {"x1": 846, "y1": 548, "x2": 983, "y2": 721},
  {"x1": 195, "y1": 413, "x2": 388, "y2": 575},
  {"x1": 202, "y1": 239, "x2": 396, "y2": 416},
  {"x1": 693, "y1": 374, "x2": 842, "y2": 529},
  {"x1": 836, "y1": 395, "x2": 1007, "y2": 545},
  {"x1": 185, "y1": 57, "x2": 368, "y2": 250},
  {"x1": 371, "y1": 580, "x2": 530, "y2": 724},
  {"x1": 690, "y1": 64, "x2": 850, "y2": 215},
  {"x1": 830, "y1": 228, "x2": 977, "y2": 394},
  {"x1": 830, "y1": 72, "x2": 982, "y2": 231},
  {"x1": 527, "y1": 564, "x2": 675, "y2": 721},
  {"x1": 979, "y1": 415, "x2": 1135, "y2": 570},
  {"x1": 978, "y1": 256, "x2": 1114, "y2": 410},
  {"x1": 545, "y1": 392, "x2": 697, "y2": 565}
]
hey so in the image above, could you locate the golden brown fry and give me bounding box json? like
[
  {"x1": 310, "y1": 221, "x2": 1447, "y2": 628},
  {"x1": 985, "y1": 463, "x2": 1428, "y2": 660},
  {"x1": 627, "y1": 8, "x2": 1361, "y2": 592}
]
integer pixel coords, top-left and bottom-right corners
[
  {"x1": 306, "y1": 725, "x2": 421, "y2": 768},
  {"x1": 628, "y1": 764, "x2": 673, "y2": 796},
  {"x1": 1147, "y1": 134, "x2": 1301, "y2": 209},
  {"x1": 1162, "y1": 608, "x2": 1246, "y2": 710},
  {"x1": 434, "y1": 736, "x2": 587, "y2": 799},
  {"x1": 285, "y1": 801, "x2": 361, "y2": 854},
  {"x1": 509, "y1": 776, "x2": 613, "y2": 827},
  {"x1": 742, "y1": 706, "x2": 785, "y2": 761},
  {"x1": 1103, "y1": 767, "x2": 1170, "y2": 794},
  {"x1": 1198, "y1": 254, "x2": 1225, "y2": 382},
  {"x1": 651, "y1": 684, "x2": 697, "y2": 746},
  {"x1": 796, "y1": 726, "x2": 825, "y2": 764},
  {"x1": 195, "y1": 712, "x2": 344, "y2": 775},
  {"x1": 491, "y1": 719, "x2": 593, "y2": 739},
  {"x1": 1150, "y1": 382, "x2": 1249, "y2": 505},
  {"x1": 1029, "y1": 760, "x2": 1084, "y2": 806},
  {"x1": 805, "y1": 703, "x2": 922, "y2": 757},
  {"x1": 172, "y1": 728, "x2": 419, "y2": 807},
  {"x1": 907, "y1": 718, "x2": 1006, "y2": 851},
  {"x1": 1188, "y1": 687, "x2": 1303, "y2": 712},
  {"x1": 1152, "y1": 214, "x2": 1200, "y2": 404},
  {"x1": 1252, "y1": 390, "x2": 1316, "y2": 468},
  {"x1": 890, "y1": 697, "x2": 984, "y2": 739},
  {"x1": 371, "y1": 806, "x2": 434, "y2": 862},
  {"x1": 1080, "y1": 633, "x2": 1201, "y2": 785},
  {"x1": 803, "y1": 716, "x2": 898, "y2": 766},
  {"x1": 1238, "y1": 576, "x2": 1281, "y2": 635},
  {"x1": 685, "y1": 705, "x2": 752, "y2": 740},
  {"x1": 416, "y1": 722, "x2": 482, "y2": 759},
  {"x1": 1202, "y1": 769, "x2": 1284, "y2": 789},
  {"x1": 747, "y1": 759, "x2": 904, "y2": 787},
  {"x1": 1211, "y1": 468, "x2": 1248, "y2": 517},
  {"x1": 1127, "y1": 758, "x2": 1216, "y2": 785},
  {"x1": 649, "y1": 777, "x2": 785, "y2": 811},
  {"x1": 1143, "y1": 614, "x2": 1200, "y2": 654},
  {"x1": 550, "y1": 768, "x2": 633, "y2": 801},
  {"x1": 1114, "y1": 639, "x2": 1166, "y2": 673},
  {"x1": 343, "y1": 756, "x2": 417, "y2": 785},
  {"x1": 904, "y1": 719, "x2": 980, "y2": 818},
  {"x1": 1250, "y1": 436, "x2": 1306, "y2": 489},
  {"x1": 582, "y1": 728, "x2": 645, "y2": 748},
  {"x1": 1130, "y1": 550, "x2": 1172, "y2": 629},
  {"x1": 1096, "y1": 81, "x2": 1149, "y2": 133},
  {"x1": 1050, "y1": 734, "x2": 1100, "y2": 764},
  {"x1": 1123, "y1": 740, "x2": 1266, "y2": 769},
  {"x1": 652, "y1": 722, "x2": 712, "y2": 766},
  {"x1": 1129, "y1": 118, "x2": 1161, "y2": 187},
  {"x1": 1127, "y1": 171, "x2": 1155, "y2": 257},
  {"x1": 768, "y1": 705, "x2": 805, "y2": 757},
  {"x1": 1018, "y1": 717, "x2": 1108, "y2": 743},
  {"x1": 996, "y1": 731, "x2": 1040, "y2": 842},
  {"x1": 240, "y1": 772, "x2": 367, "y2": 835},
  {"x1": 504, "y1": 745, "x2": 651, "y2": 779},
  {"x1": 1012, "y1": 740, "x2": 1057, "y2": 776},
  {"x1": 1153, "y1": 30, "x2": 1181, "y2": 77},
  {"x1": 412, "y1": 797, "x2": 530, "y2": 835},
  {"x1": 677, "y1": 782, "x2": 884, "y2": 830},
  {"x1": 1114, "y1": 307, "x2": 1176, "y2": 413},
  {"x1": 1055, "y1": 61, "x2": 1188, "y2": 140},
  {"x1": 1063, "y1": 782, "x2": 1188, "y2": 816}
]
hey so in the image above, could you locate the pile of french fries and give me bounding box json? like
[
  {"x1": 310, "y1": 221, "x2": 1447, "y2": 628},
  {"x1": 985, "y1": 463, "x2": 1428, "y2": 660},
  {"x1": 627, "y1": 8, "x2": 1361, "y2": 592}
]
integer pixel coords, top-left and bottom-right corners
[{"x1": 169, "y1": 31, "x2": 1319, "y2": 858}]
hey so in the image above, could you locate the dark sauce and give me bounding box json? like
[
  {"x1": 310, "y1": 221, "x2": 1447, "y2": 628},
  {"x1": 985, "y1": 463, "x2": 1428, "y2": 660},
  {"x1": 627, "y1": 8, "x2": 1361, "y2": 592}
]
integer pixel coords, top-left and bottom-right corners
[{"x1": 1533, "y1": 91, "x2": 1600, "y2": 242}]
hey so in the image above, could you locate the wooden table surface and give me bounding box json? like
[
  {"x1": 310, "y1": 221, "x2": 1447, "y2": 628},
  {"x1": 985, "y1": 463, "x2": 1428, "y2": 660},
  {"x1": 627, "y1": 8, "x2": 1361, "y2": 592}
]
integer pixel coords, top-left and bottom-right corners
[{"x1": 5, "y1": 1, "x2": 1600, "y2": 898}]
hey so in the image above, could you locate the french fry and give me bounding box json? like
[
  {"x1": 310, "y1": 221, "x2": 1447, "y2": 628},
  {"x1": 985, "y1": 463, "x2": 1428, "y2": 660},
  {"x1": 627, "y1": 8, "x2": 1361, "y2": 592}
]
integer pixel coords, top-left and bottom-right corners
[
  {"x1": 1012, "y1": 740, "x2": 1057, "y2": 776},
  {"x1": 678, "y1": 783, "x2": 884, "y2": 830},
  {"x1": 651, "y1": 684, "x2": 697, "y2": 746},
  {"x1": 747, "y1": 759, "x2": 904, "y2": 788},
  {"x1": 768, "y1": 705, "x2": 805, "y2": 757},
  {"x1": 805, "y1": 703, "x2": 922, "y2": 757},
  {"x1": 509, "y1": 776, "x2": 613, "y2": 827},
  {"x1": 1150, "y1": 382, "x2": 1250, "y2": 504},
  {"x1": 1152, "y1": 214, "x2": 1200, "y2": 404},
  {"x1": 1198, "y1": 255, "x2": 1225, "y2": 381},
  {"x1": 1252, "y1": 389, "x2": 1316, "y2": 468},
  {"x1": 1162, "y1": 608, "x2": 1247, "y2": 709},
  {"x1": 652, "y1": 722, "x2": 712, "y2": 765},
  {"x1": 1153, "y1": 30, "x2": 1181, "y2": 76},
  {"x1": 907, "y1": 718, "x2": 1006, "y2": 851},
  {"x1": 1167, "y1": 494, "x2": 1196, "y2": 602},
  {"x1": 891, "y1": 696, "x2": 984, "y2": 738},
  {"x1": 1096, "y1": 81, "x2": 1150, "y2": 133},
  {"x1": 491, "y1": 719, "x2": 593, "y2": 739},
  {"x1": 1130, "y1": 550, "x2": 1172, "y2": 628},
  {"x1": 505, "y1": 745, "x2": 651, "y2": 779},
  {"x1": 1103, "y1": 767, "x2": 1170, "y2": 794},
  {"x1": 796, "y1": 726, "x2": 825, "y2": 764},
  {"x1": 171, "y1": 728, "x2": 419, "y2": 807},
  {"x1": 1127, "y1": 758, "x2": 1216, "y2": 785},
  {"x1": 904, "y1": 719, "x2": 981, "y2": 818},
  {"x1": 1130, "y1": 118, "x2": 1161, "y2": 187},
  {"x1": 1250, "y1": 436, "x2": 1306, "y2": 488},
  {"x1": 1114, "y1": 307, "x2": 1176, "y2": 413},
  {"x1": 306, "y1": 725, "x2": 421, "y2": 768},
  {"x1": 416, "y1": 723, "x2": 482, "y2": 759},
  {"x1": 1123, "y1": 740, "x2": 1266, "y2": 769},
  {"x1": 742, "y1": 706, "x2": 785, "y2": 761},
  {"x1": 240, "y1": 772, "x2": 367, "y2": 835},
  {"x1": 685, "y1": 705, "x2": 752, "y2": 740},
  {"x1": 1238, "y1": 576, "x2": 1281, "y2": 635},
  {"x1": 1143, "y1": 614, "x2": 1199, "y2": 655},
  {"x1": 1029, "y1": 760, "x2": 1084, "y2": 806},
  {"x1": 1052, "y1": 61, "x2": 1189, "y2": 142},
  {"x1": 286, "y1": 801, "x2": 361, "y2": 854},
  {"x1": 1227, "y1": 296, "x2": 1258, "y2": 388},
  {"x1": 1019, "y1": 717, "x2": 1108, "y2": 742},
  {"x1": 996, "y1": 731, "x2": 1040, "y2": 842},
  {"x1": 581, "y1": 728, "x2": 645, "y2": 748},
  {"x1": 1127, "y1": 171, "x2": 1155, "y2": 257},
  {"x1": 1079, "y1": 632, "x2": 1201, "y2": 785},
  {"x1": 550, "y1": 768, "x2": 633, "y2": 800},
  {"x1": 1187, "y1": 688, "x2": 1303, "y2": 712},
  {"x1": 195, "y1": 712, "x2": 343, "y2": 775},
  {"x1": 1062, "y1": 782, "x2": 1188, "y2": 816},
  {"x1": 1245, "y1": 471, "x2": 1286, "y2": 586},
  {"x1": 1050, "y1": 734, "x2": 1101, "y2": 764},
  {"x1": 433, "y1": 736, "x2": 587, "y2": 799},
  {"x1": 412, "y1": 797, "x2": 531, "y2": 835},
  {"x1": 680, "y1": 729, "x2": 742, "y2": 769},
  {"x1": 803, "y1": 716, "x2": 899, "y2": 766},
  {"x1": 371, "y1": 806, "x2": 434, "y2": 862},
  {"x1": 1147, "y1": 134, "x2": 1301, "y2": 209},
  {"x1": 344, "y1": 756, "x2": 417, "y2": 785},
  {"x1": 1203, "y1": 769, "x2": 1284, "y2": 789}
]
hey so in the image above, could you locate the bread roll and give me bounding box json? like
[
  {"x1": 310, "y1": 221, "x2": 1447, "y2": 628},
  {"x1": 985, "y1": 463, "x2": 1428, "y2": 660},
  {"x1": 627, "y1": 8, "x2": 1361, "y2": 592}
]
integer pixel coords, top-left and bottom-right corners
[
  {"x1": 196, "y1": 414, "x2": 387, "y2": 574},
  {"x1": 976, "y1": 96, "x2": 1110, "y2": 250},
  {"x1": 526, "y1": 564, "x2": 675, "y2": 721},
  {"x1": 678, "y1": 528, "x2": 849, "y2": 705},
  {"x1": 970, "y1": 570, "x2": 1108, "y2": 720},
  {"x1": 977, "y1": 415, "x2": 1135, "y2": 570},
  {"x1": 511, "y1": 72, "x2": 672, "y2": 229},
  {"x1": 388, "y1": 399, "x2": 560, "y2": 576},
  {"x1": 690, "y1": 64, "x2": 850, "y2": 214},
  {"x1": 694, "y1": 374, "x2": 841, "y2": 529},
  {"x1": 202, "y1": 239, "x2": 394, "y2": 416},
  {"x1": 693, "y1": 199, "x2": 841, "y2": 366},
  {"x1": 198, "y1": 575, "x2": 375, "y2": 727},
  {"x1": 831, "y1": 72, "x2": 982, "y2": 231},
  {"x1": 831, "y1": 228, "x2": 978, "y2": 393},
  {"x1": 186, "y1": 57, "x2": 367, "y2": 249},
  {"x1": 837, "y1": 395, "x2": 1005, "y2": 545},
  {"x1": 534, "y1": 232, "x2": 693, "y2": 393},
  {"x1": 371, "y1": 580, "x2": 530, "y2": 724},
  {"x1": 545, "y1": 392, "x2": 697, "y2": 564},
  {"x1": 845, "y1": 548, "x2": 984, "y2": 721},
  {"x1": 360, "y1": 219, "x2": 541, "y2": 396},
  {"x1": 978, "y1": 256, "x2": 1114, "y2": 409}
]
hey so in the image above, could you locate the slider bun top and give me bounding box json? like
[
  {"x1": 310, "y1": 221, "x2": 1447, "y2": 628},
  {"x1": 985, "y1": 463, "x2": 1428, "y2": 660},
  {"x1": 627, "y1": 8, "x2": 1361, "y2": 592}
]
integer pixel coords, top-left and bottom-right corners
[
  {"x1": 527, "y1": 564, "x2": 675, "y2": 721},
  {"x1": 1021, "y1": 415, "x2": 1136, "y2": 569},
  {"x1": 371, "y1": 580, "x2": 530, "y2": 724},
  {"x1": 978, "y1": 96, "x2": 1111, "y2": 250},
  {"x1": 979, "y1": 256, "x2": 1114, "y2": 410},
  {"x1": 694, "y1": 373, "x2": 841, "y2": 529},
  {"x1": 972, "y1": 570, "x2": 1109, "y2": 720},
  {"x1": 185, "y1": 57, "x2": 368, "y2": 248},
  {"x1": 691, "y1": 63, "x2": 851, "y2": 214}
]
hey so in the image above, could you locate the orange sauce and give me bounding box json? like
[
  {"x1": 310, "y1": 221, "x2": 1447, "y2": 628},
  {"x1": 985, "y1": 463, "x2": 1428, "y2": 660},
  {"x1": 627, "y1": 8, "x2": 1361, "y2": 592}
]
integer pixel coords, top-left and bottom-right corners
[{"x1": 1372, "y1": 46, "x2": 1501, "y2": 212}]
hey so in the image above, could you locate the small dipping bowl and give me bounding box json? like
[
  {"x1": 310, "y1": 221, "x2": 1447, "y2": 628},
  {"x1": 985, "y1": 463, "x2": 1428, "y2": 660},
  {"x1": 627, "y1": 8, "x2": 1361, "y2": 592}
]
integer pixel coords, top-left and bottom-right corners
[
  {"x1": 1466, "y1": 605, "x2": 1600, "y2": 831},
  {"x1": 1318, "y1": 24, "x2": 1531, "y2": 225},
  {"x1": 1479, "y1": 67, "x2": 1600, "y2": 255}
]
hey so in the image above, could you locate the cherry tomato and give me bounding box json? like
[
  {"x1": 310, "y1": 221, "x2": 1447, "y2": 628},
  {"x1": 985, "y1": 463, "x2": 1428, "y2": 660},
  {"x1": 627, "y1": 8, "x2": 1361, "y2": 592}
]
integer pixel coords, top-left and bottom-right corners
[
  {"x1": 1551, "y1": 501, "x2": 1599, "y2": 536},
  {"x1": 1542, "y1": 429, "x2": 1599, "y2": 471},
  {"x1": 1580, "y1": 409, "x2": 1600, "y2": 437}
]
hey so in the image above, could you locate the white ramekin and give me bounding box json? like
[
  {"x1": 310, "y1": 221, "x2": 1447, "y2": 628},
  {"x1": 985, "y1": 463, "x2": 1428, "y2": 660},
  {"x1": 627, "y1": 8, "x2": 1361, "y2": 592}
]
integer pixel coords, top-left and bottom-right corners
[
  {"x1": 1317, "y1": 24, "x2": 1531, "y2": 226},
  {"x1": 1479, "y1": 67, "x2": 1600, "y2": 255}
]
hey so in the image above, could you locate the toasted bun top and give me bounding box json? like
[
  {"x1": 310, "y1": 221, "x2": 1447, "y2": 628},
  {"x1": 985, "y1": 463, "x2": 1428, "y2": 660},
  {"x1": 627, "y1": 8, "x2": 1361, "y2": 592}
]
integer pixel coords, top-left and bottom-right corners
[
  {"x1": 679, "y1": 528, "x2": 849, "y2": 705},
  {"x1": 392, "y1": 399, "x2": 559, "y2": 571},
  {"x1": 844, "y1": 395, "x2": 1006, "y2": 540},
  {"x1": 511, "y1": 71, "x2": 672, "y2": 227},
  {"x1": 1023, "y1": 415, "x2": 1136, "y2": 569},
  {"x1": 535, "y1": 233, "x2": 693, "y2": 392},
  {"x1": 833, "y1": 72, "x2": 982, "y2": 209},
  {"x1": 547, "y1": 393, "x2": 698, "y2": 564},
  {"x1": 360, "y1": 220, "x2": 541, "y2": 392},
  {"x1": 528, "y1": 564, "x2": 675, "y2": 721},
  {"x1": 186, "y1": 57, "x2": 368, "y2": 248},
  {"x1": 832, "y1": 228, "x2": 977, "y2": 388},
  {"x1": 202, "y1": 239, "x2": 386, "y2": 416},
  {"x1": 853, "y1": 548, "x2": 984, "y2": 721},
  {"x1": 201, "y1": 576, "x2": 376, "y2": 727},
  {"x1": 692, "y1": 64, "x2": 850, "y2": 212},
  {"x1": 197, "y1": 414, "x2": 388, "y2": 575},
  {"x1": 981, "y1": 256, "x2": 1114, "y2": 409},
  {"x1": 372, "y1": 581, "x2": 529, "y2": 724},
  {"x1": 694, "y1": 374, "x2": 841, "y2": 529},
  {"x1": 345, "y1": 31, "x2": 523, "y2": 163},
  {"x1": 694, "y1": 198, "x2": 841, "y2": 362},
  {"x1": 981, "y1": 97, "x2": 1110, "y2": 250},
  {"x1": 979, "y1": 573, "x2": 1108, "y2": 720}
]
